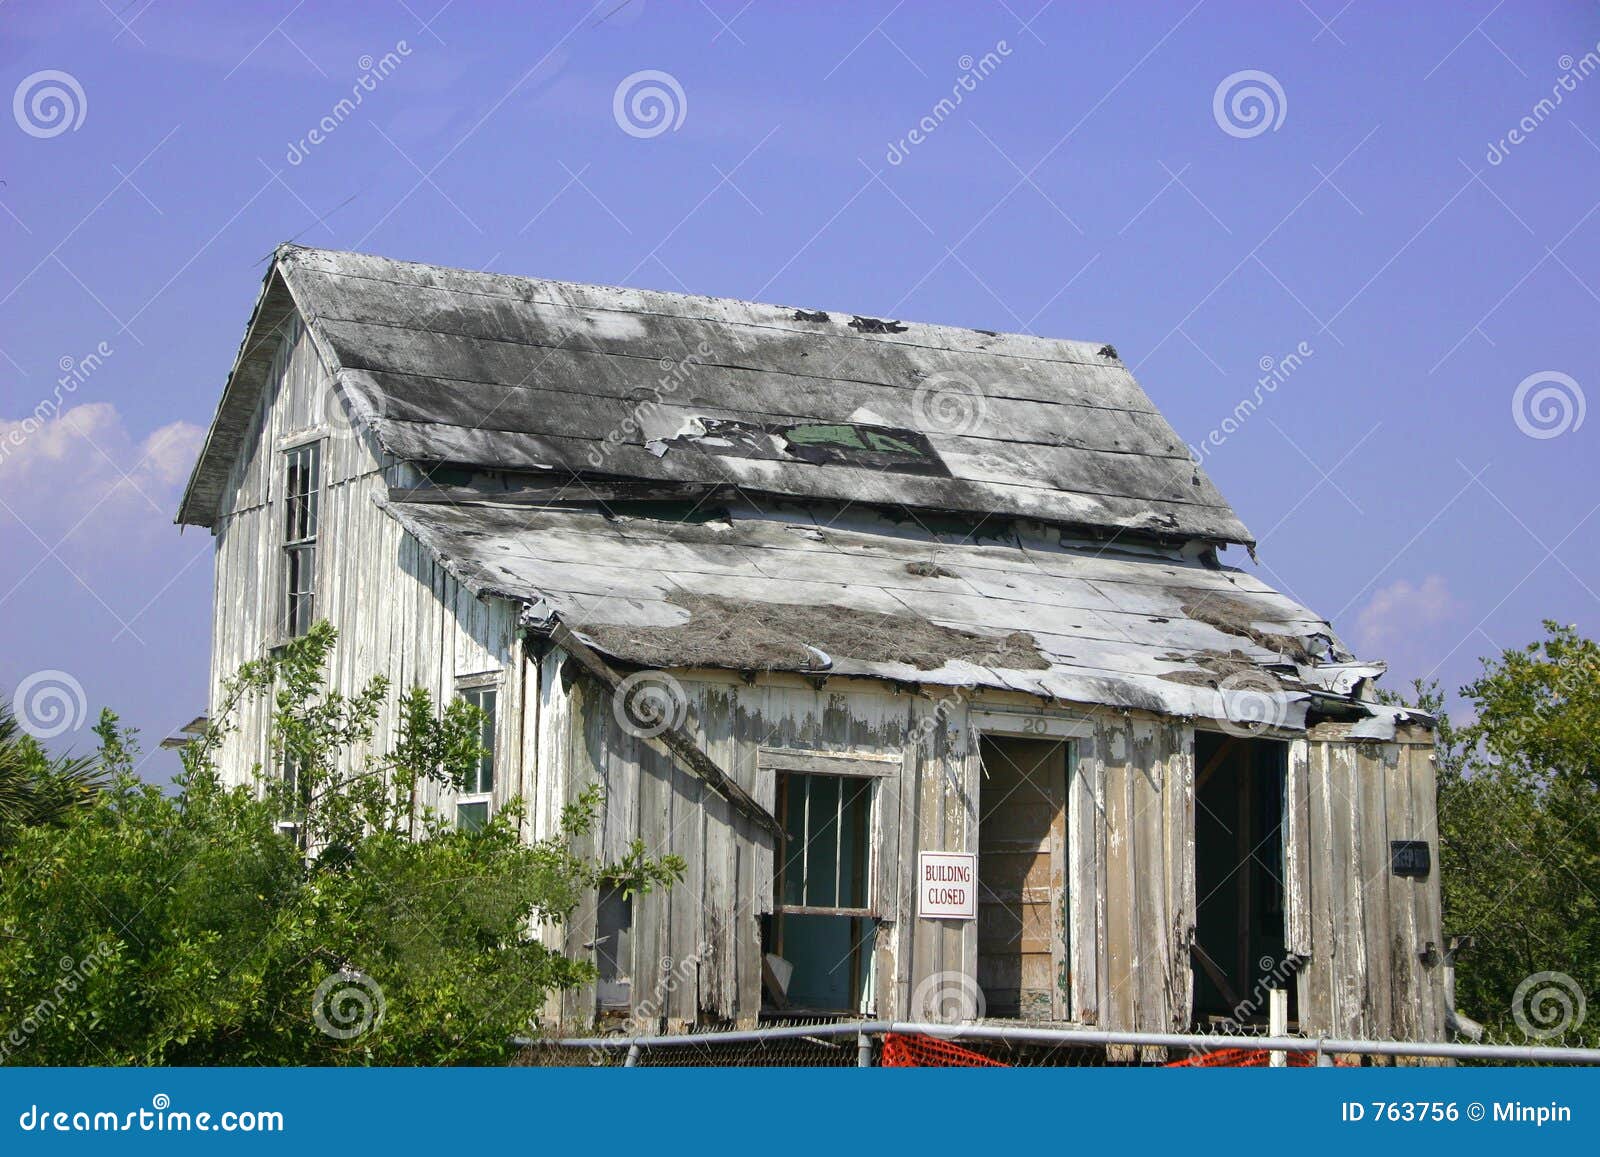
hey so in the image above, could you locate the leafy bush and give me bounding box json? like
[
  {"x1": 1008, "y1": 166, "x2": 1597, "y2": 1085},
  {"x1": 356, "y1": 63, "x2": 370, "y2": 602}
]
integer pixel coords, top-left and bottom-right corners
[{"x1": 0, "y1": 624, "x2": 681, "y2": 1064}]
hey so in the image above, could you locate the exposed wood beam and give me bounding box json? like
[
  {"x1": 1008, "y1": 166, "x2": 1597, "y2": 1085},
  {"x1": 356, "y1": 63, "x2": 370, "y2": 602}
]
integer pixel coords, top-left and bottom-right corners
[{"x1": 544, "y1": 622, "x2": 784, "y2": 841}]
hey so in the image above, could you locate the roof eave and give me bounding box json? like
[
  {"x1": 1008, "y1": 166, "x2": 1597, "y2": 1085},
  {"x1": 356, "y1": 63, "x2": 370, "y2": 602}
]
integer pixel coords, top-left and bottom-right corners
[{"x1": 174, "y1": 252, "x2": 302, "y2": 529}]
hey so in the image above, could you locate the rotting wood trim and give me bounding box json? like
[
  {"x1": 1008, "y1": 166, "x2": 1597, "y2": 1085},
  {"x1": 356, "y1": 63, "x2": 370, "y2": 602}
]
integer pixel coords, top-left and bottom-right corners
[
  {"x1": 756, "y1": 747, "x2": 900, "y2": 776},
  {"x1": 543, "y1": 621, "x2": 784, "y2": 840}
]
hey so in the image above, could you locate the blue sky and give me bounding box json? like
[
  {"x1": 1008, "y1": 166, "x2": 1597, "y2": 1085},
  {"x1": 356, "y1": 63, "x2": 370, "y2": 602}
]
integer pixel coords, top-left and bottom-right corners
[{"x1": 2, "y1": 1, "x2": 1596, "y2": 779}]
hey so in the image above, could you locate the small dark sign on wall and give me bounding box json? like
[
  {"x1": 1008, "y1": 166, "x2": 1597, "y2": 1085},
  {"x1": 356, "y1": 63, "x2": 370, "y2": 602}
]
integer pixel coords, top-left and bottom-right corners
[{"x1": 1391, "y1": 840, "x2": 1431, "y2": 879}]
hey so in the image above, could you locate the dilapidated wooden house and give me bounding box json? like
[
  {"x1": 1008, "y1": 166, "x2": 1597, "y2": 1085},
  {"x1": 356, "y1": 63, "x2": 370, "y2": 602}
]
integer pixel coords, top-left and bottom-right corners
[{"x1": 178, "y1": 245, "x2": 1444, "y2": 1041}]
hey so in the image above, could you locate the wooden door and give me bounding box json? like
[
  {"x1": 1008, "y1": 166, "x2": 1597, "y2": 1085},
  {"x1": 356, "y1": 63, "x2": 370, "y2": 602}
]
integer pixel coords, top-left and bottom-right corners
[{"x1": 977, "y1": 736, "x2": 1068, "y2": 1020}]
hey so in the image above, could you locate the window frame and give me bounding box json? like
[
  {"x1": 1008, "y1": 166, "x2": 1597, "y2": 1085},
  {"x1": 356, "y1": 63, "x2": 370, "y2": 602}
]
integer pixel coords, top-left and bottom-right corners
[
  {"x1": 279, "y1": 437, "x2": 323, "y2": 640},
  {"x1": 773, "y1": 770, "x2": 877, "y2": 919},
  {"x1": 454, "y1": 674, "x2": 501, "y2": 830}
]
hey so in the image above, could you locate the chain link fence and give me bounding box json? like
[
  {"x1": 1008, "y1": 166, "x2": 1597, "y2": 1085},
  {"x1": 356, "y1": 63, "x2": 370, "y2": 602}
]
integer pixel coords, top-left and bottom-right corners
[{"x1": 515, "y1": 1020, "x2": 1600, "y2": 1068}]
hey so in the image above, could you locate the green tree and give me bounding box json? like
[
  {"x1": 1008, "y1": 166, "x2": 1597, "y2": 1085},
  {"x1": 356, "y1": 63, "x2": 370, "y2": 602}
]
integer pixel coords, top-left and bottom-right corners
[
  {"x1": 0, "y1": 625, "x2": 682, "y2": 1064},
  {"x1": 0, "y1": 698, "x2": 107, "y2": 846},
  {"x1": 1391, "y1": 623, "x2": 1599, "y2": 1045}
]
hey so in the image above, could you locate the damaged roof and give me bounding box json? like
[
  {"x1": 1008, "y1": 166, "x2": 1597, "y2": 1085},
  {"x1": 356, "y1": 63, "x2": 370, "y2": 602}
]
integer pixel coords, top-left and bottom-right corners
[
  {"x1": 179, "y1": 245, "x2": 1252, "y2": 545},
  {"x1": 380, "y1": 492, "x2": 1410, "y2": 733}
]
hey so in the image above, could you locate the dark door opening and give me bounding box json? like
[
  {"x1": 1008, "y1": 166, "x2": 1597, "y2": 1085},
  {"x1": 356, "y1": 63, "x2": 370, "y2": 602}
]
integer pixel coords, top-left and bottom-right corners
[
  {"x1": 1192, "y1": 731, "x2": 1293, "y2": 1028},
  {"x1": 976, "y1": 736, "x2": 1068, "y2": 1021}
]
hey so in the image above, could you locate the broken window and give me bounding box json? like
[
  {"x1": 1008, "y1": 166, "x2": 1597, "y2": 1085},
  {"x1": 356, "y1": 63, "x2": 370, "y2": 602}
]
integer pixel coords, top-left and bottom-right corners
[
  {"x1": 455, "y1": 683, "x2": 497, "y2": 830},
  {"x1": 280, "y1": 441, "x2": 321, "y2": 638},
  {"x1": 766, "y1": 772, "x2": 876, "y2": 1013}
]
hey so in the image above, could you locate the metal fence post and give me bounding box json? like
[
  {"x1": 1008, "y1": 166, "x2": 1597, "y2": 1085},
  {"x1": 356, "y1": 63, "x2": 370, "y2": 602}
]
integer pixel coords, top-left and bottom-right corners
[
  {"x1": 1268, "y1": 989, "x2": 1289, "y2": 1067},
  {"x1": 625, "y1": 1043, "x2": 641, "y2": 1067},
  {"x1": 858, "y1": 1030, "x2": 874, "y2": 1067}
]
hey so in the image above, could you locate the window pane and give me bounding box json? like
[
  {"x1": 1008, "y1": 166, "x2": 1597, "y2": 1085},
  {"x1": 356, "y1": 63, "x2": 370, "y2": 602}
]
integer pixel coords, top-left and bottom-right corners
[
  {"x1": 282, "y1": 444, "x2": 321, "y2": 637},
  {"x1": 840, "y1": 777, "x2": 871, "y2": 909},
  {"x1": 775, "y1": 773, "x2": 872, "y2": 913},
  {"x1": 461, "y1": 688, "x2": 496, "y2": 795},
  {"x1": 303, "y1": 444, "x2": 319, "y2": 538},
  {"x1": 457, "y1": 800, "x2": 488, "y2": 831},
  {"x1": 806, "y1": 774, "x2": 839, "y2": 908},
  {"x1": 780, "y1": 775, "x2": 806, "y2": 908}
]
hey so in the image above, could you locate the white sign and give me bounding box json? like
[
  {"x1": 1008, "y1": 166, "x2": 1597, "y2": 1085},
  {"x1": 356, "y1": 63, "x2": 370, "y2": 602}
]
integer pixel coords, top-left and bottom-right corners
[{"x1": 918, "y1": 851, "x2": 978, "y2": 920}]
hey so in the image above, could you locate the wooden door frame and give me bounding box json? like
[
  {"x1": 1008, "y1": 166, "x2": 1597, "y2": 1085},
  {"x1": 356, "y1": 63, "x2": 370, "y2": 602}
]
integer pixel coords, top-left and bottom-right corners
[
  {"x1": 1190, "y1": 728, "x2": 1292, "y2": 1026},
  {"x1": 969, "y1": 711, "x2": 1084, "y2": 1022}
]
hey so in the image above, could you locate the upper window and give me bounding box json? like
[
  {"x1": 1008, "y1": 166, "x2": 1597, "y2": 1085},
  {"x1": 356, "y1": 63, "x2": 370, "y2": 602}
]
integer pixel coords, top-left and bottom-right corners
[
  {"x1": 456, "y1": 685, "x2": 497, "y2": 830},
  {"x1": 281, "y1": 441, "x2": 321, "y2": 638}
]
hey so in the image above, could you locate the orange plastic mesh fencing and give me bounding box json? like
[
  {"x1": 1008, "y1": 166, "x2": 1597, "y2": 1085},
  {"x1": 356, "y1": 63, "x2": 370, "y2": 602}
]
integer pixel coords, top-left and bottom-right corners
[
  {"x1": 881, "y1": 1032, "x2": 1011, "y2": 1067},
  {"x1": 1166, "y1": 1046, "x2": 1333, "y2": 1067}
]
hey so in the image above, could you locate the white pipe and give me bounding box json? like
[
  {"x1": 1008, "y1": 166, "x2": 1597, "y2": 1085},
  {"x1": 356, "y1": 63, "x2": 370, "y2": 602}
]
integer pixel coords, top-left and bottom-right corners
[{"x1": 518, "y1": 1020, "x2": 1600, "y2": 1065}]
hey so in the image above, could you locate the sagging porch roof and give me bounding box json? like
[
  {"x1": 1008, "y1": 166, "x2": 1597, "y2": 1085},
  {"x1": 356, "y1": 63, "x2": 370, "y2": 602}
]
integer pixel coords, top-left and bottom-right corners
[{"x1": 379, "y1": 492, "x2": 1415, "y2": 734}]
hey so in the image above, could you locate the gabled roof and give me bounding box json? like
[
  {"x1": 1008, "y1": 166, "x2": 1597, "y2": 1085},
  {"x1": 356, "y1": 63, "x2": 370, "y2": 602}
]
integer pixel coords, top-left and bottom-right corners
[
  {"x1": 179, "y1": 246, "x2": 1251, "y2": 545},
  {"x1": 379, "y1": 492, "x2": 1413, "y2": 733}
]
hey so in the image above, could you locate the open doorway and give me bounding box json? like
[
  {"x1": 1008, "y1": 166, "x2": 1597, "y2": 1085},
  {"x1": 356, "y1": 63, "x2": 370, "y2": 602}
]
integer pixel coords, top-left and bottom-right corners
[
  {"x1": 1192, "y1": 731, "x2": 1292, "y2": 1027},
  {"x1": 976, "y1": 736, "x2": 1068, "y2": 1021}
]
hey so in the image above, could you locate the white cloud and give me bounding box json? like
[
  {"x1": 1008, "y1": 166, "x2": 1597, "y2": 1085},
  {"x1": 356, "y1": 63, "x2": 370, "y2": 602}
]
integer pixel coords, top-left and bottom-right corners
[
  {"x1": 1353, "y1": 575, "x2": 1463, "y2": 657},
  {"x1": 0, "y1": 403, "x2": 204, "y2": 546}
]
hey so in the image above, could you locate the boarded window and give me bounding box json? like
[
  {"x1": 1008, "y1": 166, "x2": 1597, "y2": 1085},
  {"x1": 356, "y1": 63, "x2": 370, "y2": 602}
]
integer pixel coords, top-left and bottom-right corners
[{"x1": 281, "y1": 442, "x2": 321, "y2": 638}]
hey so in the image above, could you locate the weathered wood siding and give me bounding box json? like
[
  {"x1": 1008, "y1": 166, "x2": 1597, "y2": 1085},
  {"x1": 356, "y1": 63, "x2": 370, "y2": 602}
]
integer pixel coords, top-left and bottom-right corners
[
  {"x1": 1073, "y1": 715, "x2": 1195, "y2": 1031},
  {"x1": 1286, "y1": 725, "x2": 1444, "y2": 1041},
  {"x1": 204, "y1": 316, "x2": 525, "y2": 819},
  {"x1": 536, "y1": 668, "x2": 1201, "y2": 1034}
]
